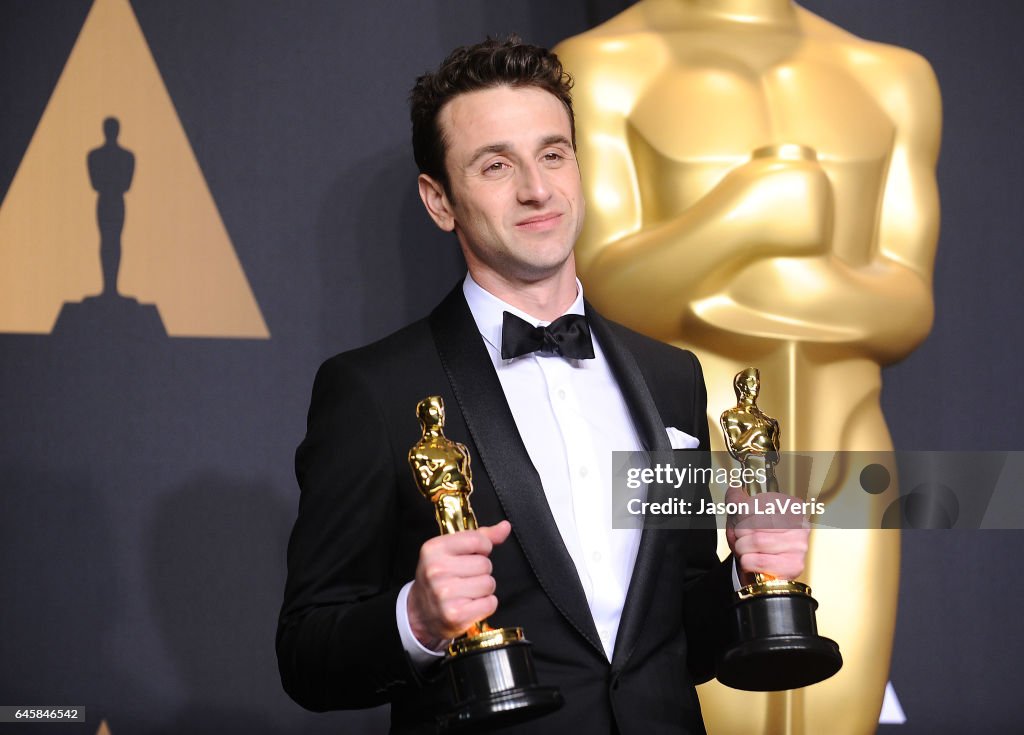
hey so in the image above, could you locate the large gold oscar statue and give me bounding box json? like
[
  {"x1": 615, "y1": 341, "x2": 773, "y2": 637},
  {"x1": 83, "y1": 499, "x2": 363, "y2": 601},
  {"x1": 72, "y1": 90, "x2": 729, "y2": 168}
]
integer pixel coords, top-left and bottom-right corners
[{"x1": 556, "y1": 2, "x2": 940, "y2": 732}]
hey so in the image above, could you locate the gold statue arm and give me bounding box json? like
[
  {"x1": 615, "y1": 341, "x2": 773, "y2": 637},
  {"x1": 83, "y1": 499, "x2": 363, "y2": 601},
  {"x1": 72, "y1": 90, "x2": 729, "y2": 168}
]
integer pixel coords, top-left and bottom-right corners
[
  {"x1": 848, "y1": 43, "x2": 942, "y2": 354},
  {"x1": 558, "y1": 37, "x2": 829, "y2": 342},
  {"x1": 731, "y1": 429, "x2": 780, "y2": 462},
  {"x1": 702, "y1": 43, "x2": 943, "y2": 361},
  {"x1": 719, "y1": 415, "x2": 751, "y2": 462},
  {"x1": 799, "y1": 12, "x2": 942, "y2": 282},
  {"x1": 581, "y1": 144, "x2": 835, "y2": 346}
]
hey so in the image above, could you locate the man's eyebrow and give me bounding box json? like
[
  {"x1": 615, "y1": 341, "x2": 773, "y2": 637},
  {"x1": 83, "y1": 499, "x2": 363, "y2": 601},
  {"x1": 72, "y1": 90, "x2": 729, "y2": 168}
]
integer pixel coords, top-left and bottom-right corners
[
  {"x1": 539, "y1": 134, "x2": 573, "y2": 149},
  {"x1": 466, "y1": 142, "x2": 512, "y2": 167}
]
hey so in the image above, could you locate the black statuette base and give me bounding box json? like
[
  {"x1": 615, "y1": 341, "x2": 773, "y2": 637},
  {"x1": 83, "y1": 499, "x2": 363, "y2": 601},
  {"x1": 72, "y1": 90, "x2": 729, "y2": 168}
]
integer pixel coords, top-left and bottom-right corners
[
  {"x1": 441, "y1": 640, "x2": 562, "y2": 731},
  {"x1": 717, "y1": 592, "x2": 842, "y2": 691}
]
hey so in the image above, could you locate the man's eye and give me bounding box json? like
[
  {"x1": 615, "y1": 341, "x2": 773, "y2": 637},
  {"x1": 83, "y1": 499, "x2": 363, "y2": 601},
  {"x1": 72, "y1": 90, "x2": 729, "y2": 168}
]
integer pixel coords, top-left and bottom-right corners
[{"x1": 485, "y1": 161, "x2": 509, "y2": 172}]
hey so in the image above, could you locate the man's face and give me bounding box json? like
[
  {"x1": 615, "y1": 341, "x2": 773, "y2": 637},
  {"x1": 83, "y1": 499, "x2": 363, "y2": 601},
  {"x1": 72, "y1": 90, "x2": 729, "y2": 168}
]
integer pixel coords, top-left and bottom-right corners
[{"x1": 423, "y1": 85, "x2": 584, "y2": 287}]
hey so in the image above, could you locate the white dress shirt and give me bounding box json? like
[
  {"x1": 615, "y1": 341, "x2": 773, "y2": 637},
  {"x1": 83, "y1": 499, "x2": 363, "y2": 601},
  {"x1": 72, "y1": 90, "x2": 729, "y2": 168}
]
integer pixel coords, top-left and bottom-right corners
[{"x1": 397, "y1": 274, "x2": 647, "y2": 663}]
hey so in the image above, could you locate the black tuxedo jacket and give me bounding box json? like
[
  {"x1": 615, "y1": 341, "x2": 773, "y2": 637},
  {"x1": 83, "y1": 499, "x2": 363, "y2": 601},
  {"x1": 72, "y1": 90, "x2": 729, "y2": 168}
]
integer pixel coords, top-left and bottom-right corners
[{"x1": 277, "y1": 284, "x2": 735, "y2": 734}]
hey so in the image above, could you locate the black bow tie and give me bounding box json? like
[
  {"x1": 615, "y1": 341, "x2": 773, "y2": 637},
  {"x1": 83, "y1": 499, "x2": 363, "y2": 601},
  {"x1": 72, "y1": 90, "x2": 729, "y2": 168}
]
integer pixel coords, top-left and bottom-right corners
[{"x1": 500, "y1": 311, "x2": 595, "y2": 360}]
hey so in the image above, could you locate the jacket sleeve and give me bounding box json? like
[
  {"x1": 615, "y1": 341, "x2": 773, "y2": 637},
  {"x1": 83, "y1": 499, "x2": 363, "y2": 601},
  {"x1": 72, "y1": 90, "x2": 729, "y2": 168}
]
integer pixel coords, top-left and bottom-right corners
[
  {"x1": 679, "y1": 350, "x2": 736, "y2": 684},
  {"x1": 276, "y1": 354, "x2": 424, "y2": 711}
]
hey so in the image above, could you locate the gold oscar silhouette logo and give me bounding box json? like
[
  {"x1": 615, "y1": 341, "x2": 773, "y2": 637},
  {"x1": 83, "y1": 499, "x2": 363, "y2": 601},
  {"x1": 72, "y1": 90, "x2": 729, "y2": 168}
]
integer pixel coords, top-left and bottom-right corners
[{"x1": 0, "y1": 0, "x2": 269, "y2": 338}]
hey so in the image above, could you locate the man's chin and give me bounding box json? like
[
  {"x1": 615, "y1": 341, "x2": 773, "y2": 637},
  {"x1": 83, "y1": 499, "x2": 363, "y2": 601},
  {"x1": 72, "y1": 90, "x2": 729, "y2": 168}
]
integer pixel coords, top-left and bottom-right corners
[{"x1": 507, "y1": 257, "x2": 576, "y2": 286}]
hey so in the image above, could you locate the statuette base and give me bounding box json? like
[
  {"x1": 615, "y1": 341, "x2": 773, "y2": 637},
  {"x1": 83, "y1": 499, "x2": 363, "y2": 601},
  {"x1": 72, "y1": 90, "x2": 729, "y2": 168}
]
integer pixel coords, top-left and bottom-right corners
[
  {"x1": 717, "y1": 592, "x2": 842, "y2": 691},
  {"x1": 443, "y1": 638, "x2": 562, "y2": 731}
]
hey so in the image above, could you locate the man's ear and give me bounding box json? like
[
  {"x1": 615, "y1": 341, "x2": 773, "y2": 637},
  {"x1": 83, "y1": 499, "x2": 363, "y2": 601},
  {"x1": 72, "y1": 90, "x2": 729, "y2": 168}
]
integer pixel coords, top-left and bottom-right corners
[{"x1": 417, "y1": 174, "x2": 455, "y2": 232}]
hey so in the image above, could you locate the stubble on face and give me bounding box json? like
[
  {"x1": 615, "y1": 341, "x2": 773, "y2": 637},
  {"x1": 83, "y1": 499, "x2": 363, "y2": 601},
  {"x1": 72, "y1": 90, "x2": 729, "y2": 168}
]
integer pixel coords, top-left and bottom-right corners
[{"x1": 436, "y1": 85, "x2": 585, "y2": 313}]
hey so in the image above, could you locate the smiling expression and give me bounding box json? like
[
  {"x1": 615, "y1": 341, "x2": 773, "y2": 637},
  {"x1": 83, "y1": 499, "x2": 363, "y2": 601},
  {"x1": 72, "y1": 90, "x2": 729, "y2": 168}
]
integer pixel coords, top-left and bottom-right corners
[{"x1": 419, "y1": 85, "x2": 585, "y2": 291}]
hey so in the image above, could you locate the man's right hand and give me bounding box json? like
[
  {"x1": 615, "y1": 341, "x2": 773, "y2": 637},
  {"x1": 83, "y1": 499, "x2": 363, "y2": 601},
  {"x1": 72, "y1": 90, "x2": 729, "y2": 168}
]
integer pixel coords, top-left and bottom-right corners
[{"x1": 407, "y1": 520, "x2": 512, "y2": 650}]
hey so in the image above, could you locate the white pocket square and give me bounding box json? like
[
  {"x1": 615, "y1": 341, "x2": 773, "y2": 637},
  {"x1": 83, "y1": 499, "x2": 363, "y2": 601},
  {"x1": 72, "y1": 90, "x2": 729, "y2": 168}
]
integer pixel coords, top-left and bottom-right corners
[{"x1": 665, "y1": 426, "x2": 700, "y2": 449}]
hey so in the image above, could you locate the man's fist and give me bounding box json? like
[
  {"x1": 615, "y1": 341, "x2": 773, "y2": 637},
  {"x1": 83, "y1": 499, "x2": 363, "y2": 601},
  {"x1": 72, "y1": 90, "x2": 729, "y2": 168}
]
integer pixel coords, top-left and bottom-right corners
[
  {"x1": 407, "y1": 520, "x2": 512, "y2": 650},
  {"x1": 725, "y1": 486, "x2": 809, "y2": 585}
]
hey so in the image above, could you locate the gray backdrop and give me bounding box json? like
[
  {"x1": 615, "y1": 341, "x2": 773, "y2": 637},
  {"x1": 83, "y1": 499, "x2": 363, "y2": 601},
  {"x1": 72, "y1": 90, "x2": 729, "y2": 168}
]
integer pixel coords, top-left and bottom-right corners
[{"x1": 1, "y1": 1, "x2": 1021, "y2": 732}]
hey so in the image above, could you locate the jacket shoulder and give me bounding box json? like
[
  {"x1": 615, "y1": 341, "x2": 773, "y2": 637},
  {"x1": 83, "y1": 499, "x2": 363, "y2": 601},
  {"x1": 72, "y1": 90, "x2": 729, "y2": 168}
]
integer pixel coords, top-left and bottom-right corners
[
  {"x1": 319, "y1": 317, "x2": 433, "y2": 375},
  {"x1": 602, "y1": 317, "x2": 703, "y2": 378}
]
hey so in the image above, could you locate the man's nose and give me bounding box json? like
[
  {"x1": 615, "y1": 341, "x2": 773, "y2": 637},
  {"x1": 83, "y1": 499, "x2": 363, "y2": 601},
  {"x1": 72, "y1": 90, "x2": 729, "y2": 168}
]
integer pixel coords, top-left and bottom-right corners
[{"x1": 516, "y1": 162, "x2": 552, "y2": 204}]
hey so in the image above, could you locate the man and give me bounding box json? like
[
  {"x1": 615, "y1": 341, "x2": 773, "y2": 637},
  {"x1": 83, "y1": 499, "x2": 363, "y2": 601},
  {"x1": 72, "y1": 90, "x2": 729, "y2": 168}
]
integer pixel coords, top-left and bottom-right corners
[{"x1": 277, "y1": 37, "x2": 808, "y2": 734}]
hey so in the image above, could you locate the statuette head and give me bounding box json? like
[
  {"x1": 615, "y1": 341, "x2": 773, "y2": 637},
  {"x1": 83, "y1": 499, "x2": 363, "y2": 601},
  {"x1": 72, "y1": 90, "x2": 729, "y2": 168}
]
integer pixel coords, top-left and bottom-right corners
[
  {"x1": 416, "y1": 395, "x2": 446, "y2": 430},
  {"x1": 734, "y1": 367, "x2": 761, "y2": 402}
]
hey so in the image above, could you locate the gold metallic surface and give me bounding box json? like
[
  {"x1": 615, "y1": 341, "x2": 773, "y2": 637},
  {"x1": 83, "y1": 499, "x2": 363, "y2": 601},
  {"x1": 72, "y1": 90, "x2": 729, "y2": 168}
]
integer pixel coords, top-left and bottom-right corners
[
  {"x1": 557, "y1": 2, "x2": 940, "y2": 731},
  {"x1": 449, "y1": 627, "x2": 525, "y2": 657},
  {"x1": 409, "y1": 396, "x2": 519, "y2": 649},
  {"x1": 722, "y1": 367, "x2": 784, "y2": 588},
  {"x1": 409, "y1": 395, "x2": 479, "y2": 536},
  {"x1": 0, "y1": 0, "x2": 268, "y2": 337},
  {"x1": 737, "y1": 579, "x2": 812, "y2": 601},
  {"x1": 721, "y1": 367, "x2": 781, "y2": 498}
]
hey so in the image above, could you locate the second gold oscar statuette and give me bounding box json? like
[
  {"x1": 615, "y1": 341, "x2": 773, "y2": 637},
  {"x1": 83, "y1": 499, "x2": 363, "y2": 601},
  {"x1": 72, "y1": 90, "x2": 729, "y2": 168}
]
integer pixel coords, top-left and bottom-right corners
[
  {"x1": 716, "y1": 368, "x2": 842, "y2": 691},
  {"x1": 408, "y1": 395, "x2": 562, "y2": 729}
]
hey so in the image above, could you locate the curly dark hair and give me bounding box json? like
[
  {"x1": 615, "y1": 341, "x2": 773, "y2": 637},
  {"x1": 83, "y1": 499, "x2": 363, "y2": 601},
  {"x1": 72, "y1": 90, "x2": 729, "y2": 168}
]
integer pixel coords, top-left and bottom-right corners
[{"x1": 410, "y1": 35, "x2": 575, "y2": 198}]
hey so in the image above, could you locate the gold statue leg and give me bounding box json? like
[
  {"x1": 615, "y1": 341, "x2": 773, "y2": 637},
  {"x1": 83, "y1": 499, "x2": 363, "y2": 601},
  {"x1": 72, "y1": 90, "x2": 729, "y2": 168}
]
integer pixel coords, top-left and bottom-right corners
[{"x1": 435, "y1": 492, "x2": 478, "y2": 535}]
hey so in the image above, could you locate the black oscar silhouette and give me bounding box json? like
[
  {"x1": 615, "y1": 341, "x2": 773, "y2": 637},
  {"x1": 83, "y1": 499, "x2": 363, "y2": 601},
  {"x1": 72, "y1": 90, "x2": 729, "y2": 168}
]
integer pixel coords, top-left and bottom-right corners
[
  {"x1": 52, "y1": 117, "x2": 163, "y2": 336},
  {"x1": 88, "y1": 116, "x2": 134, "y2": 297}
]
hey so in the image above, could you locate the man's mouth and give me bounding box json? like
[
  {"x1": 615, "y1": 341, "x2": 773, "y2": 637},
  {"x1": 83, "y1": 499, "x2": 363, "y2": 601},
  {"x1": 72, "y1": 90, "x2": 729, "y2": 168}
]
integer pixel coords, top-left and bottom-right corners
[{"x1": 515, "y1": 212, "x2": 562, "y2": 231}]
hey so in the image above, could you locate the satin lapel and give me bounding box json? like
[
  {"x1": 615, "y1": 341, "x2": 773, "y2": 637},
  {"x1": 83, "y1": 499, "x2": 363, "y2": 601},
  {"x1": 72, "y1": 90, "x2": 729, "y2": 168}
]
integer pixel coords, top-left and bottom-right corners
[
  {"x1": 429, "y1": 286, "x2": 603, "y2": 655},
  {"x1": 586, "y1": 305, "x2": 673, "y2": 673},
  {"x1": 586, "y1": 308, "x2": 670, "y2": 456}
]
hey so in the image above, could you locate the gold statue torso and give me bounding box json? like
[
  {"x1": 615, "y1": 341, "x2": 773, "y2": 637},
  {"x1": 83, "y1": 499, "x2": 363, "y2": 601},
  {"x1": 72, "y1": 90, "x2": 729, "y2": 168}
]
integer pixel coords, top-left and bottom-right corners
[
  {"x1": 408, "y1": 397, "x2": 479, "y2": 535},
  {"x1": 721, "y1": 404, "x2": 780, "y2": 465},
  {"x1": 628, "y1": 33, "x2": 892, "y2": 241},
  {"x1": 409, "y1": 433, "x2": 478, "y2": 535},
  {"x1": 557, "y1": 0, "x2": 940, "y2": 447}
]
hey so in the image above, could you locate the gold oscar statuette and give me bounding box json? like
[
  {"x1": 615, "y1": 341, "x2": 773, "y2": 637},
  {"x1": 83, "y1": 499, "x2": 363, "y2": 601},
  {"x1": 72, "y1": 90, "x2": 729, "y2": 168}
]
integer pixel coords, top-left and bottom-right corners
[
  {"x1": 716, "y1": 368, "x2": 842, "y2": 691},
  {"x1": 408, "y1": 396, "x2": 562, "y2": 729}
]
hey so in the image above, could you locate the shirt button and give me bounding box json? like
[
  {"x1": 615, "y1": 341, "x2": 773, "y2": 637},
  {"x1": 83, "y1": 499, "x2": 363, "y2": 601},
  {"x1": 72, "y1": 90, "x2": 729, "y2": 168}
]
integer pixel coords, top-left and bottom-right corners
[
  {"x1": 557, "y1": 389, "x2": 566, "y2": 400},
  {"x1": 592, "y1": 552, "x2": 602, "y2": 563},
  {"x1": 579, "y1": 466, "x2": 589, "y2": 478}
]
